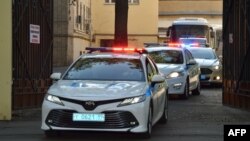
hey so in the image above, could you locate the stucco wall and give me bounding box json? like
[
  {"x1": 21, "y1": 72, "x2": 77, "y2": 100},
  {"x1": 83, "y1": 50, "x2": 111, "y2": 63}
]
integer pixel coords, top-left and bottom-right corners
[
  {"x1": 0, "y1": 0, "x2": 12, "y2": 120},
  {"x1": 159, "y1": 0, "x2": 223, "y2": 28},
  {"x1": 92, "y1": 0, "x2": 158, "y2": 46},
  {"x1": 159, "y1": 0, "x2": 222, "y2": 14}
]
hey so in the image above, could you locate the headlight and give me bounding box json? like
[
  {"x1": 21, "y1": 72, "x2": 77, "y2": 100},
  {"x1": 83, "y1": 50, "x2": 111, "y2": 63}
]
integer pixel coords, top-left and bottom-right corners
[
  {"x1": 166, "y1": 71, "x2": 184, "y2": 79},
  {"x1": 46, "y1": 94, "x2": 64, "y2": 106},
  {"x1": 212, "y1": 65, "x2": 221, "y2": 70},
  {"x1": 118, "y1": 95, "x2": 146, "y2": 107}
]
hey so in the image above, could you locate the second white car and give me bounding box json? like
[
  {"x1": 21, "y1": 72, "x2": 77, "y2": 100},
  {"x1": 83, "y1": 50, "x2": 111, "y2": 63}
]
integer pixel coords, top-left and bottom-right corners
[{"x1": 146, "y1": 46, "x2": 201, "y2": 99}]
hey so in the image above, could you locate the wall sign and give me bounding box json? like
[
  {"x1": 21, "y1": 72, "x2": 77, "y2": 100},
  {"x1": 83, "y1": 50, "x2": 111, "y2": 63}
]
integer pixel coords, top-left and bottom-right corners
[{"x1": 30, "y1": 24, "x2": 40, "y2": 44}]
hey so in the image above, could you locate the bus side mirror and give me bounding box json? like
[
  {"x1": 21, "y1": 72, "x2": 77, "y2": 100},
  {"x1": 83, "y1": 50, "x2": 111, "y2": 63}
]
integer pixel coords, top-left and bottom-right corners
[
  {"x1": 210, "y1": 27, "x2": 215, "y2": 38},
  {"x1": 166, "y1": 26, "x2": 172, "y2": 37},
  {"x1": 210, "y1": 31, "x2": 215, "y2": 38}
]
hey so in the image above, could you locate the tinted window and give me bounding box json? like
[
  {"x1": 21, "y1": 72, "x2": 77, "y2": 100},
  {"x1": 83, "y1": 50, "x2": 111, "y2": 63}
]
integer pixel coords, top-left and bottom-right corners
[
  {"x1": 63, "y1": 58, "x2": 145, "y2": 81},
  {"x1": 148, "y1": 50, "x2": 183, "y2": 64},
  {"x1": 185, "y1": 50, "x2": 194, "y2": 60},
  {"x1": 189, "y1": 49, "x2": 216, "y2": 59},
  {"x1": 171, "y1": 25, "x2": 209, "y2": 42}
]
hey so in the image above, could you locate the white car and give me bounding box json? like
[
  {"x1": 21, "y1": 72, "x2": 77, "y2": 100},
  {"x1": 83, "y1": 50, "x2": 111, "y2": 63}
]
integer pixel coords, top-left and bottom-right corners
[
  {"x1": 187, "y1": 47, "x2": 222, "y2": 85},
  {"x1": 146, "y1": 46, "x2": 201, "y2": 99},
  {"x1": 41, "y1": 47, "x2": 168, "y2": 138}
]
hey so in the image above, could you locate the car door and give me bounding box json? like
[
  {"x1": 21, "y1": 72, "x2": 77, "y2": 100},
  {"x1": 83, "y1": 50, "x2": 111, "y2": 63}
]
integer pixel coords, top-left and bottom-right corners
[
  {"x1": 185, "y1": 49, "x2": 200, "y2": 90},
  {"x1": 146, "y1": 58, "x2": 166, "y2": 122}
]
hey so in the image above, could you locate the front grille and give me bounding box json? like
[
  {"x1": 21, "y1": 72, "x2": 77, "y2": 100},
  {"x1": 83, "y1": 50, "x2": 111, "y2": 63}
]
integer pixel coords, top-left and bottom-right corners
[
  {"x1": 59, "y1": 97, "x2": 124, "y2": 111},
  {"x1": 46, "y1": 110, "x2": 139, "y2": 129},
  {"x1": 200, "y1": 68, "x2": 213, "y2": 75},
  {"x1": 200, "y1": 77, "x2": 210, "y2": 81}
]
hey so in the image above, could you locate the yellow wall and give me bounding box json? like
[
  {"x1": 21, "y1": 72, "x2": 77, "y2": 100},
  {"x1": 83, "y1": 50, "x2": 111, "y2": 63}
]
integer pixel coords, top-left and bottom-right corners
[
  {"x1": 159, "y1": 0, "x2": 223, "y2": 27},
  {"x1": 158, "y1": 0, "x2": 222, "y2": 43},
  {"x1": 159, "y1": 0, "x2": 222, "y2": 13},
  {"x1": 0, "y1": 0, "x2": 12, "y2": 120},
  {"x1": 92, "y1": 0, "x2": 158, "y2": 46}
]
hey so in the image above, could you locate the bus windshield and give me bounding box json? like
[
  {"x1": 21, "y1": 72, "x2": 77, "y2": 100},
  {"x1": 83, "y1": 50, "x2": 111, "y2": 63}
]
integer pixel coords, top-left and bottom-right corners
[{"x1": 170, "y1": 25, "x2": 209, "y2": 42}]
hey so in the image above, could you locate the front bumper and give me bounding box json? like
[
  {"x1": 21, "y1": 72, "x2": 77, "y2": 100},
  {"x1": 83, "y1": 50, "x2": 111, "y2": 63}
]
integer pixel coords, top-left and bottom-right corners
[
  {"x1": 41, "y1": 97, "x2": 150, "y2": 133},
  {"x1": 200, "y1": 68, "x2": 222, "y2": 84},
  {"x1": 166, "y1": 76, "x2": 186, "y2": 95}
]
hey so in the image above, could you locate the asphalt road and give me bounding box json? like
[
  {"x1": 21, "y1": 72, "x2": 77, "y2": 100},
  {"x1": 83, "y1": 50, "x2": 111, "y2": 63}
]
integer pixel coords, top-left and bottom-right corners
[{"x1": 1, "y1": 86, "x2": 250, "y2": 141}]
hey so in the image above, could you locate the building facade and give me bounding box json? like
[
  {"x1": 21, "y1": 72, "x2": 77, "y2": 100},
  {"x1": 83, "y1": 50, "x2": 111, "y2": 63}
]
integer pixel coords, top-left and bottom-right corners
[
  {"x1": 91, "y1": 0, "x2": 158, "y2": 48},
  {"x1": 158, "y1": 0, "x2": 223, "y2": 43},
  {"x1": 54, "y1": 0, "x2": 158, "y2": 66},
  {"x1": 53, "y1": 0, "x2": 91, "y2": 66}
]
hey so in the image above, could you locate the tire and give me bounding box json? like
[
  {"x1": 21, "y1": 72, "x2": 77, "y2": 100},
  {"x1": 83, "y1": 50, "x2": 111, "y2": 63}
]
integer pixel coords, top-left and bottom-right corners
[
  {"x1": 182, "y1": 80, "x2": 189, "y2": 99},
  {"x1": 141, "y1": 106, "x2": 152, "y2": 139},
  {"x1": 159, "y1": 92, "x2": 168, "y2": 124},
  {"x1": 192, "y1": 81, "x2": 200, "y2": 95}
]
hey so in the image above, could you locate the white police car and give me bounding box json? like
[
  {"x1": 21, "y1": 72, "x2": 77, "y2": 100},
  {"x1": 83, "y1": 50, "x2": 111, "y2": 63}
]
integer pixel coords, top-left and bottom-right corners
[
  {"x1": 41, "y1": 47, "x2": 168, "y2": 138},
  {"x1": 146, "y1": 46, "x2": 201, "y2": 99},
  {"x1": 187, "y1": 47, "x2": 222, "y2": 85}
]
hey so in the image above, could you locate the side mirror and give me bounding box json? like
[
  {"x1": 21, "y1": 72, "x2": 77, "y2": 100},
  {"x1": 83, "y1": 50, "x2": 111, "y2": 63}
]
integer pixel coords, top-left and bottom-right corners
[
  {"x1": 210, "y1": 31, "x2": 215, "y2": 38},
  {"x1": 166, "y1": 26, "x2": 172, "y2": 37},
  {"x1": 152, "y1": 74, "x2": 165, "y2": 83},
  {"x1": 187, "y1": 59, "x2": 197, "y2": 65},
  {"x1": 219, "y1": 55, "x2": 223, "y2": 62},
  {"x1": 50, "y1": 73, "x2": 61, "y2": 80},
  {"x1": 210, "y1": 27, "x2": 215, "y2": 38}
]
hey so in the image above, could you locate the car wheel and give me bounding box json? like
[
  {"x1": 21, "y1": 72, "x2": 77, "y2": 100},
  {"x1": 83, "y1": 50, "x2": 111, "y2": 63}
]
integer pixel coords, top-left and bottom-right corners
[
  {"x1": 182, "y1": 80, "x2": 189, "y2": 99},
  {"x1": 159, "y1": 92, "x2": 168, "y2": 124},
  {"x1": 192, "y1": 81, "x2": 200, "y2": 95},
  {"x1": 141, "y1": 106, "x2": 152, "y2": 139}
]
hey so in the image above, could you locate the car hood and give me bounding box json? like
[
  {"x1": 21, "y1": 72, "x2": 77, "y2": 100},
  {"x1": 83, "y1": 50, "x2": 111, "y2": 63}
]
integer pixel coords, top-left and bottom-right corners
[
  {"x1": 195, "y1": 59, "x2": 218, "y2": 67},
  {"x1": 47, "y1": 80, "x2": 147, "y2": 100},
  {"x1": 156, "y1": 64, "x2": 184, "y2": 75}
]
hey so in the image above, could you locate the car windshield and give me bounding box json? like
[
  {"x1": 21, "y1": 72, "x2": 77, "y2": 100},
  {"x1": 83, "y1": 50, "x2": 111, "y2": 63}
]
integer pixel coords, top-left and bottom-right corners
[
  {"x1": 148, "y1": 50, "x2": 183, "y2": 64},
  {"x1": 190, "y1": 49, "x2": 217, "y2": 59},
  {"x1": 63, "y1": 58, "x2": 145, "y2": 81},
  {"x1": 171, "y1": 25, "x2": 209, "y2": 42}
]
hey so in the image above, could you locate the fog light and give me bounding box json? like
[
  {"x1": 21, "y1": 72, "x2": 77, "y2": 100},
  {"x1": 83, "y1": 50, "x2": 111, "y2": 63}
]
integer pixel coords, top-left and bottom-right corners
[
  {"x1": 216, "y1": 76, "x2": 221, "y2": 80},
  {"x1": 130, "y1": 121, "x2": 136, "y2": 125}
]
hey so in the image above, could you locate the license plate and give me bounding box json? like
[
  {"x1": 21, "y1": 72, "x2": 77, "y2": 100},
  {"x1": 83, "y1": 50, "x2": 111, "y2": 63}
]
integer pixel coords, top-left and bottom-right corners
[
  {"x1": 73, "y1": 113, "x2": 105, "y2": 122},
  {"x1": 200, "y1": 75, "x2": 206, "y2": 80}
]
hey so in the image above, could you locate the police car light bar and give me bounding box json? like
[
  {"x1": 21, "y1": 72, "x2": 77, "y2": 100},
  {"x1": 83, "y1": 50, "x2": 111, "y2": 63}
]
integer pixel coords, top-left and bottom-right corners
[
  {"x1": 86, "y1": 47, "x2": 146, "y2": 54},
  {"x1": 168, "y1": 43, "x2": 182, "y2": 47}
]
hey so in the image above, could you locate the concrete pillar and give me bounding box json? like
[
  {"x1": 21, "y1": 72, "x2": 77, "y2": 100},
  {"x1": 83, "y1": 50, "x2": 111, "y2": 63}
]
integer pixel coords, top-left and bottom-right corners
[{"x1": 0, "y1": 0, "x2": 12, "y2": 120}]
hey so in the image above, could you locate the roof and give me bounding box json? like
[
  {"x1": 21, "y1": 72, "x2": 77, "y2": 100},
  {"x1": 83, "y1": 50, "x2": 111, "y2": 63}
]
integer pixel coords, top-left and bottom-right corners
[
  {"x1": 173, "y1": 17, "x2": 208, "y2": 26},
  {"x1": 145, "y1": 46, "x2": 184, "y2": 52},
  {"x1": 81, "y1": 52, "x2": 143, "y2": 60},
  {"x1": 187, "y1": 47, "x2": 213, "y2": 50}
]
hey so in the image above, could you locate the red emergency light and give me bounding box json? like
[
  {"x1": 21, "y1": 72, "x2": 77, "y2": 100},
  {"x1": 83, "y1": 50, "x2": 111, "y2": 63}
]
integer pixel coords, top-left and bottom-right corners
[{"x1": 86, "y1": 47, "x2": 146, "y2": 54}]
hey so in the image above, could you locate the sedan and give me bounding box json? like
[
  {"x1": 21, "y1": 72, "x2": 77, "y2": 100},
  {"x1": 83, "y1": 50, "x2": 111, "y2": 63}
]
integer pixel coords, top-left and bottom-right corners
[
  {"x1": 41, "y1": 47, "x2": 169, "y2": 138},
  {"x1": 146, "y1": 46, "x2": 201, "y2": 99},
  {"x1": 187, "y1": 47, "x2": 222, "y2": 85}
]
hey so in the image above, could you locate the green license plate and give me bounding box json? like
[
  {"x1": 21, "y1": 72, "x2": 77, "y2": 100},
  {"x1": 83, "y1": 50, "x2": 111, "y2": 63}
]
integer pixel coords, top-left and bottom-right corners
[{"x1": 72, "y1": 113, "x2": 105, "y2": 122}]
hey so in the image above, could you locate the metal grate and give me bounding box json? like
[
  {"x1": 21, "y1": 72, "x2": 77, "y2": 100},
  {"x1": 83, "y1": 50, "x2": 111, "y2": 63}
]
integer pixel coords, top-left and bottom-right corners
[
  {"x1": 200, "y1": 68, "x2": 213, "y2": 75},
  {"x1": 12, "y1": 0, "x2": 53, "y2": 109},
  {"x1": 46, "y1": 110, "x2": 139, "y2": 129}
]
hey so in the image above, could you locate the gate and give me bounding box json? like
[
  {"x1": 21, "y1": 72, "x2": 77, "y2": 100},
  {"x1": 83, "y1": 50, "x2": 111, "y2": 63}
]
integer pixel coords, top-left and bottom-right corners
[
  {"x1": 12, "y1": 0, "x2": 53, "y2": 109},
  {"x1": 223, "y1": 0, "x2": 250, "y2": 110}
]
